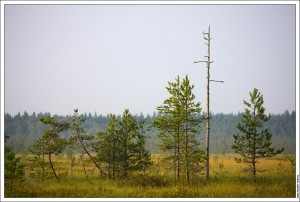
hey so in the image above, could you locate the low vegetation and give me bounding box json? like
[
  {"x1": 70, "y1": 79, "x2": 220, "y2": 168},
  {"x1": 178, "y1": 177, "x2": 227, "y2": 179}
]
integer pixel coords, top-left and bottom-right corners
[{"x1": 6, "y1": 154, "x2": 296, "y2": 198}]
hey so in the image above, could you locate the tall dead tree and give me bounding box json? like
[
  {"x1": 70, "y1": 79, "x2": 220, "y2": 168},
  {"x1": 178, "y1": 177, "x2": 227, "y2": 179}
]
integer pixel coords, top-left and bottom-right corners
[{"x1": 194, "y1": 25, "x2": 224, "y2": 180}]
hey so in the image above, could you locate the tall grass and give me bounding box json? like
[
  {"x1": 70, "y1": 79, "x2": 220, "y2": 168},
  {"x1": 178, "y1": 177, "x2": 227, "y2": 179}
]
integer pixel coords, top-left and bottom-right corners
[{"x1": 6, "y1": 154, "x2": 296, "y2": 198}]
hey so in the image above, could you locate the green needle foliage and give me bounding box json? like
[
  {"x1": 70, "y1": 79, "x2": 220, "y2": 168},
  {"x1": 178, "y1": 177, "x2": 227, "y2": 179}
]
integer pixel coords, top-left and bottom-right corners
[
  {"x1": 38, "y1": 117, "x2": 70, "y2": 181},
  {"x1": 4, "y1": 134, "x2": 25, "y2": 197},
  {"x1": 29, "y1": 135, "x2": 50, "y2": 181},
  {"x1": 95, "y1": 114, "x2": 122, "y2": 179},
  {"x1": 95, "y1": 109, "x2": 152, "y2": 179},
  {"x1": 134, "y1": 118, "x2": 153, "y2": 175},
  {"x1": 69, "y1": 109, "x2": 106, "y2": 176},
  {"x1": 152, "y1": 75, "x2": 205, "y2": 183},
  {"x1": 232, "y1": 88, "x2": 284, "y2": 182}
]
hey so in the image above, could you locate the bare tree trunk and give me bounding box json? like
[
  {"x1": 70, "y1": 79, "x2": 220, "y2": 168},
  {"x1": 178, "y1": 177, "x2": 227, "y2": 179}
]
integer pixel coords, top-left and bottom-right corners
[
  {"x1": 194, "y1": 26, "x2": 213, "y2": 181},
  {"x1": 205, "y1": 25, "x2": 211, "y2": 181},
  {"x1": 184, "y1": 117, "x2": 190, "y2": 183},
  {"x1": 48, "y1": 151, "x2": 59, "y2": 181},
  {"x1": 176, "y1": 129, "x2": 180, "y2": 181},
  {"x1": 77, "y1": 135, "x2": 106, "y2": 176},
  {"x1": 185, "y1": 135, "x2": 189, "y2": 183}
]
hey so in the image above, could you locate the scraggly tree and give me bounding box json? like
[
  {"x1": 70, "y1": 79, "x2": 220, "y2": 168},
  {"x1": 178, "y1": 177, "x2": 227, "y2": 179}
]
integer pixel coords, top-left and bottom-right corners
[
  {"x1": 152, "y1": 75, "x2": 205, "y2": 183},
  {"x1": 39, "y1": 117, "x2": 70, "y2": 181},
  {"x1": 232, "y1": 88, "x2": 284, "y2": 182},
  {"x1": 69, "y1": 109, "x2": 106, "y2": 176}
]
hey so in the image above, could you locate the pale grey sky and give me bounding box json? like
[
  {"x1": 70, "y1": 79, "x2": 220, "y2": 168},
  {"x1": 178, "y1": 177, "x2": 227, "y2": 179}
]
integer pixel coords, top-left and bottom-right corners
[{"x1": 4, "y1": 4, "x2": 296, "y2": 116}]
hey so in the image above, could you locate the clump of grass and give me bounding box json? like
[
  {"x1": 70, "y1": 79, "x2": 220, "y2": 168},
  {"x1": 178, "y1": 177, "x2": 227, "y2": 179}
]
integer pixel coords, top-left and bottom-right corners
[{"x1": 127, "y1": 174, "x2": 170, "y2": 188}]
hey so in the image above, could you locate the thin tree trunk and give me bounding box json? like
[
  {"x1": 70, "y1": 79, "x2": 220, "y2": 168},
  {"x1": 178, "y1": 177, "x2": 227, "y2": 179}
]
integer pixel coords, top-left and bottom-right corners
[
  {"x1": 77, "y1": 135, "x2": 106, "y2": 176},
  {"x1": 174, "y1": 149, "x2": 177, "y2": 180},
  {"x1": 177, "y1": 144, "x2": 180, "y2": 181},
  {"x1": 185, "y1": 123, "x2": 190, "y2": 183},
  {"x1": 112, "y1": 148, "x2": 115, "y2": 180},
  {"x1": 253, "y1": 160, "x2": 256, "y2": 182},
  {"x1": 252, "y1": 140, "x2": 257, "y2": 182},
  {"x1": 205, "y1": 26, "x2": 211, "y2": 181},
  {"x1": 42, "y1": 148, "x2": 45, "y2": 182},
  {"x1": 123, "y1": 128, "x2": 128, "y2": 178},
  {"x1": 142, "y1": 148, "x2": 146, "y2": 175},
  {"x1": 252, "y1": 107, "x2": 257, "y2": 182},
  {"x1": 108, "y1": 149, "x2": 112, "y2": 180},
  {"x1": 48, "y1": 151, "x2": 59, "y2": 181},
  {"x1": 47, "y1": 135, "x2": 59, "y2": 181}
]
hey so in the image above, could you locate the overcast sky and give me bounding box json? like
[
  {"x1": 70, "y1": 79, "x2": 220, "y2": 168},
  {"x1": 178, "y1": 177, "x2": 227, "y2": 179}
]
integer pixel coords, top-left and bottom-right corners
[{"x1": 4, "y1": 4, "x2": 296, "y2": 116}]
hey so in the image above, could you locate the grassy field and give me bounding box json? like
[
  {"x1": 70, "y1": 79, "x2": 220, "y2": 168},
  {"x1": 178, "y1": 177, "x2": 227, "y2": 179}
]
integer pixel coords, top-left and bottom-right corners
[{"x1": 5, "y1": 154, "x2": 296, "y2": 198}]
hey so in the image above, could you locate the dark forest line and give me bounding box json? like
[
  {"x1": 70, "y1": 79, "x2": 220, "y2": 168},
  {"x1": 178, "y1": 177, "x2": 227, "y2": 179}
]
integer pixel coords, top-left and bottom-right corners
[{"x1": 4, "y1": 110, "x2": 296, "y2": 154}]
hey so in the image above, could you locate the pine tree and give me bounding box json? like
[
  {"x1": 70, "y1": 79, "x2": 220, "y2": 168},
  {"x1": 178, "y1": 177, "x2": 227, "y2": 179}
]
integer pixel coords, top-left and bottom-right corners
[
  {"x1": 4, "y1": 134, "x2": 25, "y2": 197},
  {"x1": 152, "y1": 75, "x2": 205, "y2": 183},
  {"x1": 95, "y1": 110, "x2": 152, "y2": 179},
  {"x1": 95, "y1": 114, "x2": 122, "y2": 179},
  {"x1": 232, "y1": 88, "x2": 284, "y2": 182},
  {"x1": 118, "y1": 109, "x2": 152, "y2": 177},
  {"x1": 69, "y1": 109, "x2": 107, "y2": 176},
  {"x1": 29, "y1": 136, "x2": 49, "y2": 181},
  {"x1": 134, "y1": 118, "x2": 152, "y2": 175},
  {"x1": 39, "y1": 117, "x2": 70, "y2": 181}
]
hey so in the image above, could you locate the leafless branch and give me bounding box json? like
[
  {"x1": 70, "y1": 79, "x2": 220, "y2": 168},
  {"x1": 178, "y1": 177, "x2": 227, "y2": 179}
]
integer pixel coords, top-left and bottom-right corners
[
  {"x1": 194, "y1": 61, "x2": 208, "y2": 63},
  {"x1": 210, "y1": 80, "x2": 224, "y2": 83}
]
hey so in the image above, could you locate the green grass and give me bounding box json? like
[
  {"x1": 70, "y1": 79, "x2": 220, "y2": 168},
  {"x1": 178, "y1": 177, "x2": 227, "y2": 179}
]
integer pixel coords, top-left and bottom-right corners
[{"x1": 5, "y1": 154, "x2": 296, "y2": 198}]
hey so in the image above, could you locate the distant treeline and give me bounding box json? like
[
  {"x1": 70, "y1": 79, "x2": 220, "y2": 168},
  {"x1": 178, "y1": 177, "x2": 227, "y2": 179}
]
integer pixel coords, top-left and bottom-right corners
[{"x1": 4, "y1": 110, "x2": 296, "y2": 154}]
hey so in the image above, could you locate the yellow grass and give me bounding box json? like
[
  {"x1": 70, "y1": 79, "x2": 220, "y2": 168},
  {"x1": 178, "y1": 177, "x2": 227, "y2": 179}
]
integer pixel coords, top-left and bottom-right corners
[{"x1": 5, "y1": 154, "x2": 296, "y2": 198}]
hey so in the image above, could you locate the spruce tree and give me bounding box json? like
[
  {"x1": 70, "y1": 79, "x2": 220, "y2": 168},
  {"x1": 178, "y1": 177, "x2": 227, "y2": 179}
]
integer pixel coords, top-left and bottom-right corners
[
  {"x1": 232, "y1": 88, "x2": 284, "y2": 182},
  {"x1": 152, "y1": 75, "x2": 205, "y2": 182}
]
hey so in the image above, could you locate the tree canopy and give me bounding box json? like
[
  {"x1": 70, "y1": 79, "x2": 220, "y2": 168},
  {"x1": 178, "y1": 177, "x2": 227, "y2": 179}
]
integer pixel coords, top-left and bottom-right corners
[{"x1": 232, "y1": 88, "x2": 284, "y2": 182}]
